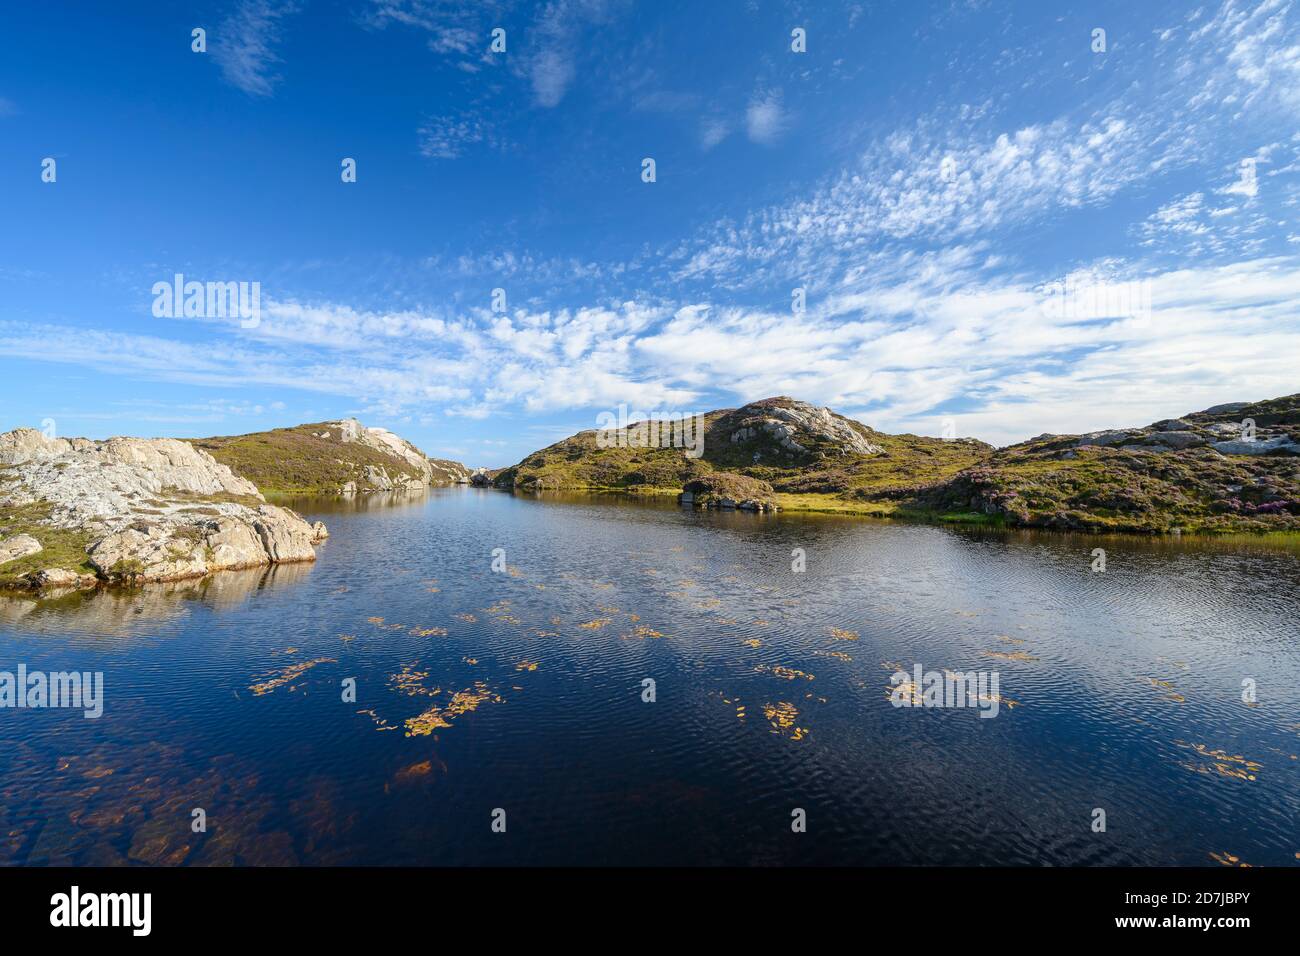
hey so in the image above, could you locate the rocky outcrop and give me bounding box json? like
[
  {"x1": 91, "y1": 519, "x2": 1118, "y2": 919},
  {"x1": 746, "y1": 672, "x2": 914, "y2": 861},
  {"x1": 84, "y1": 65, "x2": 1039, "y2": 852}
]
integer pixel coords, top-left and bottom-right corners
[
  {"x1": 1077, "y1": 404, "x2": 1299, "y2": 456},
  {"x1": 0, "y1": 428, "x2": 324, "y2": 591},
  {"x1": 678, "y1": 473, "x2": 779, "y2": 512},
  {"x1": 716, "y1": 397, "x2": 884, "y2": 461}
]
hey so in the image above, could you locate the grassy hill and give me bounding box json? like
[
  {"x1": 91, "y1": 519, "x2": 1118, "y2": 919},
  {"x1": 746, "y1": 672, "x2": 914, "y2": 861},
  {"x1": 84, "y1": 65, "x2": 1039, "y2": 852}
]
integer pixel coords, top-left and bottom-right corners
[
  {"x1": 191, "y1": 420, "x2": 470, "y2": 496},
  {"x1": 493, "y1": 397, "x2": 988, "y2": 507}
]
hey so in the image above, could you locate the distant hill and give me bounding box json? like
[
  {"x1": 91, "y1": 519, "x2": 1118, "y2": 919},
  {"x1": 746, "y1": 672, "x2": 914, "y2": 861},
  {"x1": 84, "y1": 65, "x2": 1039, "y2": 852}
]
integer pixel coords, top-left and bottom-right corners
[
  {"x1": 495, "y1": 394, "x2": 1300, "y2": 533},
  {"x1": 494, "y1": 395, "x2": 988, "y2": 502},
  {"x1": 191, "y1": 419, "x2": 472, "y2": 496}
]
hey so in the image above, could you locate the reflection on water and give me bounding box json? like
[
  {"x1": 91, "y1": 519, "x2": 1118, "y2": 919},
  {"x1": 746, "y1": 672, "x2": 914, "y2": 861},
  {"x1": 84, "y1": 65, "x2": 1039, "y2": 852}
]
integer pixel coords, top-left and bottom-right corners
[
  {"x1": 1, "y1": 486, "x2": 1298, "y2": 866},
  {"x1": 0, "y1": 561, "x2": 317, "y2": 638}
]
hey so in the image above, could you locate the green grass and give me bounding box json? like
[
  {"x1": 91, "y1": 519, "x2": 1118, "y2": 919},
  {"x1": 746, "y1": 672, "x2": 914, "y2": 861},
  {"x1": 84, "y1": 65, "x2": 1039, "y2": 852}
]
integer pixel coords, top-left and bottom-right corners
[{"x1": 0, "y1": 500, "x2": 96, "y2": 587}]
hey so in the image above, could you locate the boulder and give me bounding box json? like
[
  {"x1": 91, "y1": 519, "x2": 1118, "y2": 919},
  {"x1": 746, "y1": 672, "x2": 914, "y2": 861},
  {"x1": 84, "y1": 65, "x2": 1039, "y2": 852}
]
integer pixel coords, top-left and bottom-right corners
[
  {"x1": 1212, "y1": 436, "x2": 1300, "y2": 456},
  {"x1": 0, "y1": 534, "x2": 42, "y2": 566},
  {"x1": 26, "y1": 568, "x2": 87, "y2": 589},
  {"x1": 1077, "y1": 430, "x2": 1139, "y2": 448},
  {"x1": 1141, "y1": 431, "x2": 1206, "y2": 450},
  {"x1": 251, "y1": 506, "x2": 317, "y2": 562},
  {"x1": 678, "y1": 473, "x2": 778, "y2": 512}
]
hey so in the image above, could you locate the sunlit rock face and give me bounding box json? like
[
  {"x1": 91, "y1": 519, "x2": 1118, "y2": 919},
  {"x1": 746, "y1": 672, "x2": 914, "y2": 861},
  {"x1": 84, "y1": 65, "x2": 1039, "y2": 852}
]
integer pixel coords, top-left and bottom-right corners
[
  {"x1": 320, "y1": 419, "x2": 472, "y2": 489},
  {"x1": 718, "y1": 398, "x2": 885, "y2": 461},
  {"x1": 0, "y1": 428, "x2": 324, "y2": 590}
]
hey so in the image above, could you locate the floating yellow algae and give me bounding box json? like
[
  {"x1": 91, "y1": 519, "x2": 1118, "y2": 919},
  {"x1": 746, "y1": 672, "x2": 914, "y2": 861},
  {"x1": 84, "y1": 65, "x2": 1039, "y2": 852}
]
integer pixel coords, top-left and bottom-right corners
[
  {"x1": 281, "y1": 647, "x2": 299, "y2": 655},
  {"x1": 829, "y1": 627, "x2": 859, "y2": 642},
  {"x1": 249, "y1": 658, "x2": 336, "y2": 696},
  {"x1": 942, "y1": 669, "x2": 1020, "y2": 709},
  {"x1": 598, "y1": 605, "x2": 621, "y2": 614},
  {"x1": 338, "y1": 633, "x2": 355, "y2": 643},
  {"x1": 996, "y1": 636, "x2": 1026, "y2": 645},
  {"x1": 404, "y1": 682, "x2": 503, "y2": 737},
  {"x1": 389, "y1": 664, "x2": 440, "y2": 698},
  {"x1": 1176, "y1": 741, "x2": 1262, "y2": 781},
  {"x1": 456, "y1": 613, "x2": 478, "y2": 623},
  {"x1": 409, "y1": 627, "x2": 448, "y2": 637},
  {"x1": 954, "y1": 610, "x2": 979, "y2": 618},
  {"x1": 741, "y1": 639, "x2": 762, "y2": 648},
  {"x1": 762, "y1": 701, "x2": 808, "y2": 739},
  {"x1": 515, "y1": 660, "x2": 539, "y2": 672},
  {"x1": 751, "y1": 619, "x2": 770, "y2": 626},
  {"x1": 484, "y1": 600, "x2": 512, "y2": 614},
  {"x1": 578, "y1": 618, "x2": 613, "y2": 630},
  {"x1": 982, "y1": 650, "x2": 1039, "y2": 662},
  {"x1": 534, "y1": 629, "x2": 559, "y2": 638},
  {"x1": 1209, "y1": 851, "x2": 1251, "y2": 867},
  {"x1": 1142, "y1": 676, "x2": 1185, "y2": 703},
  {"x1": 622, "y1": 625, "x2": 666, "y2": 640},
  {"x1": 887, "y1": 676, "x2": 924, "y2": 706},
  {"x1": 813, "y1": 649, "x2": 851, "y2": 661},
  {"x1": 696, "y1": 599, "x2": 723, "y2": 610},
  {"x1": 756, "y1": 665, "x2": 814, "y2": 681},
  {"x1": 366, "y1": 616, "x2": 385, "y2": 624},
  {"x1": 356, "y1": 708, "x2": 398, "y2": 732}
]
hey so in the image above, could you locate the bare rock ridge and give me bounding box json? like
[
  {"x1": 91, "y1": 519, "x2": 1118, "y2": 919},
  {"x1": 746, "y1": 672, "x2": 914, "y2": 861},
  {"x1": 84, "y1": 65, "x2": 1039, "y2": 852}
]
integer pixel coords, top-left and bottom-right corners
[
  {"x1": 0, "y1": 428, "x2": 326, "y2": 591},
  {"x1": 719, "y1": 398, "x2": 884, "y2": 459}
]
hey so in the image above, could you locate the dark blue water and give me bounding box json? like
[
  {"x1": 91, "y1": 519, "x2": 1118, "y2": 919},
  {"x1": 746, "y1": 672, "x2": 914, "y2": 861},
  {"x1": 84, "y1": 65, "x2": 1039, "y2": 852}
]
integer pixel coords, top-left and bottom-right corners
[{"x1": 2, "y1": 488, "x2": 1298, "y2": 866}]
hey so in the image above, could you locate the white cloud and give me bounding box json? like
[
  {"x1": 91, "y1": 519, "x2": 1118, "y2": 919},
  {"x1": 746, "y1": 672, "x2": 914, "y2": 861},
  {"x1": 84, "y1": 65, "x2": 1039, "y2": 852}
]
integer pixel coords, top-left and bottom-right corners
[
  {"x1": 745, "y1": 91, "x2": 786, "y2": 144},
  {"x1": 700, "y1": 116, "x2": 729, "y2": 150},
  {"x1": 418, "y1": 113, "x2": 499, "y2": 158},
  {"x1": 212, "y1": 0, "x2": 299, "y2": 97},
  {"x1": 5, "y1": 253, "x2": 1296, "y2": 447}
]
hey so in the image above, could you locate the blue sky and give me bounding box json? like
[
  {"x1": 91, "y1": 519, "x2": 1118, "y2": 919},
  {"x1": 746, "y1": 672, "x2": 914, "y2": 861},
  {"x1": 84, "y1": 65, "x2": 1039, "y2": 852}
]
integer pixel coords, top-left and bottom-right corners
[{"x1": 1, "y1": 0, "x2": 1298, "y2": 468}]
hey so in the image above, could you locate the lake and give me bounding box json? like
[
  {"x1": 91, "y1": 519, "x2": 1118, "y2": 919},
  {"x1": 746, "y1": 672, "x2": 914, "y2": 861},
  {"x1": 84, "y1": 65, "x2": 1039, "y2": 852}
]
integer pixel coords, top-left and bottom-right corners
[{"x1": 2, "y1": 487, "x2": 1298, "y2": 866}]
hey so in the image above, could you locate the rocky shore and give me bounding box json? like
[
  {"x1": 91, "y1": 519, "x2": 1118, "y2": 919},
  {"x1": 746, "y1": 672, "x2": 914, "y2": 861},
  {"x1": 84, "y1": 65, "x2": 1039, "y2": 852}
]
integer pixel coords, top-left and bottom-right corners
[{"x1": 0, "y1": 429, "x2": 327, "y2": 592}]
